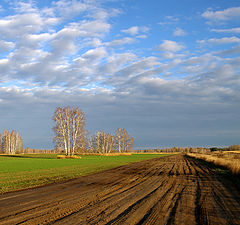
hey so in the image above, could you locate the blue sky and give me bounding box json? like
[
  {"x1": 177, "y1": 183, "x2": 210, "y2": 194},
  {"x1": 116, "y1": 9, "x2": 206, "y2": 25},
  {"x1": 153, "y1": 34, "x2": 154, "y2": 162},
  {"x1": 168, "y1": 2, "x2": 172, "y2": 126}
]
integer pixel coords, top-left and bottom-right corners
[{"x1": 0, "y1": 0, "x2": 239, "y2": 149}]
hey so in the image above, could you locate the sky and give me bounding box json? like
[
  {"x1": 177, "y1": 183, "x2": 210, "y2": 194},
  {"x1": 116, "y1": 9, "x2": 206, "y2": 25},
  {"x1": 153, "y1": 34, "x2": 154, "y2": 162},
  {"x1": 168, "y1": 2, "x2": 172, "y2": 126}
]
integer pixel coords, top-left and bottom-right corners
[{"x1": 0, "y1": 0, "x2": 240, "y2": 149}]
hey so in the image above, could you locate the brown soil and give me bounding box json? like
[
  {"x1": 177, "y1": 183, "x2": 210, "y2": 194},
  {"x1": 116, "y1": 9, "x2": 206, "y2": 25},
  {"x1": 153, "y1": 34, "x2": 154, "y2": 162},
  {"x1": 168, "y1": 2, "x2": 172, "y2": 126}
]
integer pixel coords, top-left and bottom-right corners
[{"x1": 0, "y1": 154, "x2": 240, "y2": 225}]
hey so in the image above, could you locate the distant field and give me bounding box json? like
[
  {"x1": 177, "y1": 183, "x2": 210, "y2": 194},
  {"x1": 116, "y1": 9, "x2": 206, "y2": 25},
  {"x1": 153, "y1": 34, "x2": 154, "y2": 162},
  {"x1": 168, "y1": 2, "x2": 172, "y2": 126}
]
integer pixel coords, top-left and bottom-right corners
[{"x1": 0, "y1": 153, "x2": 172, "y2": 193}]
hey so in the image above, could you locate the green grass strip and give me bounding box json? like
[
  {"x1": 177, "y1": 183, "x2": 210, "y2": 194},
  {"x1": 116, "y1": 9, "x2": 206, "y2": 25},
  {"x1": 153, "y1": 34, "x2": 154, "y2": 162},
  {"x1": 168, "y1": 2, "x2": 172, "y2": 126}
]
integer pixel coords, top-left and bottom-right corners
[{"x1": 0, "y1": 153, "x2": 172, "y2": 193}]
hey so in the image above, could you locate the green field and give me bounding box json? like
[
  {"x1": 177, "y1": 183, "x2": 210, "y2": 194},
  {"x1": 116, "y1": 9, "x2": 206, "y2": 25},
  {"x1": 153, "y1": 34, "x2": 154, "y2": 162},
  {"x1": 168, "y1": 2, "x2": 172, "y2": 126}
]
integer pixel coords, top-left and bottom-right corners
[{"x1": 0, "y1": 153, "x2": 172, "y2": 193}]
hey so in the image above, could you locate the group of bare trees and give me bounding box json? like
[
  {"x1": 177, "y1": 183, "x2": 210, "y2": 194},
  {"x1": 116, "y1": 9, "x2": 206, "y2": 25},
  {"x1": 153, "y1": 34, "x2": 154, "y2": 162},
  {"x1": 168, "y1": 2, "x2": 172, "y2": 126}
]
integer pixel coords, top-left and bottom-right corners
[
  {"x1": 0, "y1": 130, "x2": 23, "y2": 154},
  {"x1": 88, "y1": 128, "x2": 134, "y2": 154},
  {"x1": 53, "y1": 107, "x2": 134, "y2": 155}
]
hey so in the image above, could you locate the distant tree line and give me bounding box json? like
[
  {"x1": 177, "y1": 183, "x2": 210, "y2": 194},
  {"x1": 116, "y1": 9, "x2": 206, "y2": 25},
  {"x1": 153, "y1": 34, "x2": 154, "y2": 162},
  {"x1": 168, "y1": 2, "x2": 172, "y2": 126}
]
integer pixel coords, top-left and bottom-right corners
[
  {"x1": 138, "y1": 147, "x2": 211, "y2": 154},
  {"x1": 138, "y1": 145, "x2": 240, "y2": 154},
  {"x1": 229, "y1": 145, "x2": 240, "y2": 151},
  {"x1": 210, "y1": 145, "x2": 240, "y2": 152},
  {"x1": 53, "y1": 106, "x2": 134, "y2": 156},
  {"x1": 21, "y1": 148, "x2": 58, "y2": 154},
  {"x1": 0, "y1": 130, "x2": 23, "y2": 154}
]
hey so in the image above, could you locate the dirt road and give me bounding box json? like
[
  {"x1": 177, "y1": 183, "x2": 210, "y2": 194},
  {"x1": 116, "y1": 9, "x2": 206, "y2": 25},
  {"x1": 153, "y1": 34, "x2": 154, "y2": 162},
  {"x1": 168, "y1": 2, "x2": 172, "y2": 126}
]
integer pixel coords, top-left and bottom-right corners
[{"x1": 0, "y1": 154, "x2": 240, "y2": 225}]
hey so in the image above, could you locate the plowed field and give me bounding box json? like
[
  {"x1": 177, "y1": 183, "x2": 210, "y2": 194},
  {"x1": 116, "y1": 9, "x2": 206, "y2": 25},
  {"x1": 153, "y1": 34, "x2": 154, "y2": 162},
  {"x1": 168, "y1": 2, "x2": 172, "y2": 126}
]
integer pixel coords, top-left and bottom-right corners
[{"x1": 0, "y1": 154, "x2": 240, "y2": 225}]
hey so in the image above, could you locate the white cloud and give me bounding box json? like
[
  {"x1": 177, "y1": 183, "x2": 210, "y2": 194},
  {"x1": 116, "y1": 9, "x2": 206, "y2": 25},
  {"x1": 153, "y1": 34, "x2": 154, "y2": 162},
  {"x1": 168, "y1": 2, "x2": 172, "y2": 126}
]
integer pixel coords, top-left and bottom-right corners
[
  {"x1": 52, "y1": 0, "x2": 118, "y2": 22},
  {"x1": 121, "y1": 26, "x2": 149, "y2": 36},
  {"x1": 99, "y1": 52, "x2": 136, "y2": 75},
  {"x1": 165, "y1": 16, "x2": 179, "y2": 21},
  {"x1": 173, "y1": 28, "x2": 186, "y2": 36},
  {"x1": 90, "y1": 8, "x2": 110, "y2": 21},
  {"x1": 136, "y1": 35, "x2": 147, "y2": 39},
  {"x1": 13, "y1": 2, "x2": 38, "y2": 13},
  {"x1": 202, "y1": 7, "x2": 240, "y2": 22},
  {"x1": 211, "y1": 28, "x2": 240, "y2": 34},
  {"x1": 216, "y1": 46, "x2": 240, "y2": 56},
  {"x1": 90, "y1": 38, "x2": 102, "y2": 47},
  {"x1": 106, "y1": 37, "x2": 136, "y2": 46},
  {"x1": 0, "y1": 14, "x2": 42, "y2": 38},
  {"x1": 199, "y1": 37, "x2": 240, "y2": 45},
  {"x1": 0, "y1": 40, "x2": 15, "y2": 52},
  {"x1": 53, "y1": 0, "x2": 88, "y2": 19},
  {"x1": 158, "y1": 16, "x2": 179, "y2": 26},
  {"x1": 82, "y1": 47, "x2": 107, "y2": 62},
  {"x1": 78, "y1": 20, "x2": 111, "y2": 37},
  {"x1": 0, "y1": 58, "x2": 10, "y2": 75},
  {"x1": 122, "y1": 26, "x2": 139, "y2": 35},
  {"x1": 157, "y1": 40, "x2": 184, "y2": 52},
  {"x1": 0, "y1": 13, "x2": 58, "y2": 40},
  {"x1": 161, "y1": 52, "x2": 175, "y2": 59}
]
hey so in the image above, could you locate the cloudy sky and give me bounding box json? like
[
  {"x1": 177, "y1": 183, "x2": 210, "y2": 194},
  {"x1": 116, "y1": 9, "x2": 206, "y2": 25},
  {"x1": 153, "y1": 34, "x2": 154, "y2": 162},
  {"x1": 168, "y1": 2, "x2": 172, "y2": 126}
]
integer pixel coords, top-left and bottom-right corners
[{"x1": 0, "y1": 0, "x2": 240, "y2": 149}]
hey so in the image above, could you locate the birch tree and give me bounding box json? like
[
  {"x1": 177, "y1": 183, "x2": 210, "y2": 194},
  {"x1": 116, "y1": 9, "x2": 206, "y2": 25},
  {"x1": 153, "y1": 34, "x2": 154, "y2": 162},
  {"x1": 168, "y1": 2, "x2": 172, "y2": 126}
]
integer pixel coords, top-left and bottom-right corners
[
  {"x1": 90, "y1": 131, "x2": 115, "y2": 153},
  {"x1": 115, "y1": 128, "x2": 123, "y2": 152},
  {"x1": 1, "y1": 130, "x2": 23, "y2": 154},
  {"x1": 115, "y1": 128, "x2": 134, "y2": 152},
  {"x1": 53, "y1": 106, "x2": 86, "y2": 155}
]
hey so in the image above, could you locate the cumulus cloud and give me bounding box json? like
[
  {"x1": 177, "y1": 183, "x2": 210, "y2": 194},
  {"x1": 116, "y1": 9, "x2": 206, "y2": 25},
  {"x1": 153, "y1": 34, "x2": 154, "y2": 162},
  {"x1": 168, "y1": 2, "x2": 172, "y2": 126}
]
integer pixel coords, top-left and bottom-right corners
[
  {"x1": 99, "y1": 52, "x2": 136, "y2": 75},
  {"x1": 13, "y1": 1, "x2": 38, "y2": 14},
  {"x1": 0, "y1": 40, "x2": 15, "y2": 53},
  {"x1": 81, "y1": 47, "x2": 107, "y2": 63},
  {"x1": 202, "y1": 7, "x2": 240, "y2": 22},
  {"x1": 52, "y1": 0, "x2": 89, "y2": 19},
  {"x1": 0, "y1": 14, "x2": 43, "y2": 39},
  {"x1": 173, "y1": 28, "x2": 186, "y2": 36},
  {"x1": 0, "y1": 13, "x2": 58, "y2": 40},
  {"x1": 121, "y1": 26, "x2": 149, "y2": 36},
  {"x1": 122, "y1": 26, "x2": 139, "y2": 35},
  {"x1": 157, "y1": 40, "x2": 184, "y2": 52},
  {"x1": 77, "y1": 20, "x2": 111, "y2": 37}
]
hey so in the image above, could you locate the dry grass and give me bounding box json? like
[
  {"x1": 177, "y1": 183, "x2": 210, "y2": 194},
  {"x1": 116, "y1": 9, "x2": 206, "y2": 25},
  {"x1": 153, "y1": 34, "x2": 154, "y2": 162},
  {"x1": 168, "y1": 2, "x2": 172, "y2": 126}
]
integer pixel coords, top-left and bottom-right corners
[
  {"x1": 135, "y1": 152, "x2": 179, "y2": 154},
  {"x1": 78, "y1": 153, "x2": 132, "y2": 156},
  {"x1": 57, "y1": 155, "x2": 82, "y2": 159},
  {"x1": 188, "y1": 152, "x2": 240, "y2": 175}
]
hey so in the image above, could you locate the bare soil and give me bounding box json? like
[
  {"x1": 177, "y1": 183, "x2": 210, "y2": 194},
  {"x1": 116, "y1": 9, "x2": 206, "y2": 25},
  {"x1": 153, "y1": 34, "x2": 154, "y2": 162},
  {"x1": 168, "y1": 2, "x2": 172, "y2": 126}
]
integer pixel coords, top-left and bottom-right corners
[{"x1": 0, "y1": 154, "x2": 240, "y2": 225}]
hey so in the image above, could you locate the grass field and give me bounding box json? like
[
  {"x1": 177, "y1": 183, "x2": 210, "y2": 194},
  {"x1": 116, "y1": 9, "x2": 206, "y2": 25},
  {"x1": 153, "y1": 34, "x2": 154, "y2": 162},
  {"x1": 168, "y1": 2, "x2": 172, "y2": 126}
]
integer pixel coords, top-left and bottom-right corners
[{"x1": 0, "y1": 153, "x2": 171, "y2": 193}]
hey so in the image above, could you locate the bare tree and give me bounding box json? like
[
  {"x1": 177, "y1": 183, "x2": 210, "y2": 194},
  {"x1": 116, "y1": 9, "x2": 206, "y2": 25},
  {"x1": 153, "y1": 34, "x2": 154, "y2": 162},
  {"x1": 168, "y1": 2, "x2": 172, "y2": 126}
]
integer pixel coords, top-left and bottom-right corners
[
  {"x1": 53, "y1": 106, "x2": 86, "y2": 155},
  {"x1": 15, "y1": 131, "x2": 23, "y2": 153},
  {"x1": 53, "y1": 107, "x2": 68, "y2": 154},
  {"x1": 1, "y1": 129, "x2": 23, "y2": 154},
  {"x1": 115, "y1": 128, "x2": 123, "y2": 152},
  {"x1": 89, "y1": 131, "x2": 115, "y2": 153},
  {"x1": 115, "y1": 128, "x2": 134, "y2": 152},
  {"x1": 106, "y1": 133, "x2": 115, "y2": 153}
]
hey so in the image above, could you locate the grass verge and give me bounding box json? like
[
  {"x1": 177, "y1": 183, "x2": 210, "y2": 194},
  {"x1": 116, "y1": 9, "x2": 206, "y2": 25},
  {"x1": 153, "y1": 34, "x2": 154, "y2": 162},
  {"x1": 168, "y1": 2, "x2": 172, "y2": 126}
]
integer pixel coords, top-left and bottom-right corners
[
  {"x1": 188, "y1": 153, "x2": 240, "y2": 175},
  {"x1": 187, "y1": 154, "x2": 240, "y2": 188}
]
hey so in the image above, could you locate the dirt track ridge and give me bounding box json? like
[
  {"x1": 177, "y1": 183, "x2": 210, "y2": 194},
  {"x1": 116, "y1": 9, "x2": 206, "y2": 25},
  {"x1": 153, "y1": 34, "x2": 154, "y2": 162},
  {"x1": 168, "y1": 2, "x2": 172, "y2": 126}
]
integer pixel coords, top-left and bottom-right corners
[{"x1": 0, "y1": 154, "x2": 240, "y2": 225}]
